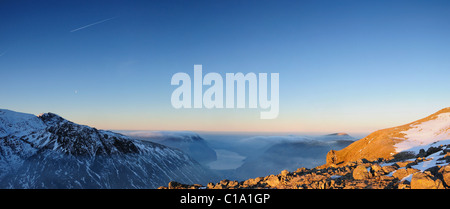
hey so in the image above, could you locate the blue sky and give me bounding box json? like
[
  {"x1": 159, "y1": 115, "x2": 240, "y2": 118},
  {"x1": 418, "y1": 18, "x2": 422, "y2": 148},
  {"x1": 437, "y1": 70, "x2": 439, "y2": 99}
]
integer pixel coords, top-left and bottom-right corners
[{"x1": 1, "y1": 0, "x2": 450, "y2": 134}]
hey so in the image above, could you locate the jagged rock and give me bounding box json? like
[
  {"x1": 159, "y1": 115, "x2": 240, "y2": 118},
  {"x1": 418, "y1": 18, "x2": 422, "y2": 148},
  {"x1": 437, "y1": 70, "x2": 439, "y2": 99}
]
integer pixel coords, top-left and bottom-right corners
[
  {"x1": 206, "y1": 182, "x2": 215, "y2": 189},
  {"x1": 213, "y1": 179, "x2": 239, "y2": 189},
  {"x1": 242, "y1": 177, "x2": 262, "y2": 188},
  {"x1": 410, "y1": 172, "x2": 445, "y2": 189},
  {"x1": 228, "y1": 180, "x2": 239, "y2": 188},
  {"x1": 265, "y1": 175, "x2": 281, "y2": 188},
  {"x1": 326, "y1": 150, "x2": 338, "y2": 165}
]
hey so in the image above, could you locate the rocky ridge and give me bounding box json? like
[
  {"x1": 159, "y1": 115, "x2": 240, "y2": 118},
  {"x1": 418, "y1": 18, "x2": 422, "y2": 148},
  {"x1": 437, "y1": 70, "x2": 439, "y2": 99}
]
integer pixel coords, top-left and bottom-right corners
[
  {"x1": 160, "y1": 142, "x2": 450, "y2": 189},
  {"x1": 161, "y1": 108, "x2": 450, "y2": 189},
  {"x1": 0, "y1": 109, "x2": 214, "y2": 188}
]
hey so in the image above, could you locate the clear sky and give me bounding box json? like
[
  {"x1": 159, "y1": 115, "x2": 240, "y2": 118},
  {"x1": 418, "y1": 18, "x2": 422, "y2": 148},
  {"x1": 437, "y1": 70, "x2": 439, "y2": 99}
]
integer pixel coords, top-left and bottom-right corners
[{"x1": 1, "y1": 0, "x2": 450, "y2": 134}]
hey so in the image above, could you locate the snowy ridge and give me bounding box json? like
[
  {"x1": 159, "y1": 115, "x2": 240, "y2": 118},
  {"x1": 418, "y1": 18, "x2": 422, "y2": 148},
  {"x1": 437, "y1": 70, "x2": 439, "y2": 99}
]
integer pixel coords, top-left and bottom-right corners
[
  {"x1": 395, "y1": 112, "x2": 450, "y2": 153},
  {"x1": 0, "y1": 109, "x2": 214, "y2": 188},
  {"x1": 123, "y1": 130, "x2": 217, "y2": 165},
  {"x1": 325, "y1": 107, "x2": 450, "y2": 165},
  {"x1": 0, "y1": 109, "x2": 46, "y2": 137}
]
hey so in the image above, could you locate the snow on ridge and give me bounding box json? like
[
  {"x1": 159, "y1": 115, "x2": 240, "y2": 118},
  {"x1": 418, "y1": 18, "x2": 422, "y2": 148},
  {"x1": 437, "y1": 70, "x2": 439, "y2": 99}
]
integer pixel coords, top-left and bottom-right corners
[
  {"x1": 411, "y1": 151, "x2": 448, "y2": 172},
  {"x1": 395, "y1": 112, "x2": 450, "y2": 153},
  {"x1": 0, "y1": 109, "x2": 46, "y2": 137}
]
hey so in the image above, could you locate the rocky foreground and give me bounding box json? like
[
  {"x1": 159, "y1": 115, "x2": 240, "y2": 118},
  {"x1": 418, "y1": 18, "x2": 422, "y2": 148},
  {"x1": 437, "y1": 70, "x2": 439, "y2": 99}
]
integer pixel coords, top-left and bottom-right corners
[
  {"x1": 160, "y1": 108, "x2": 450, "y2": 189},
  {"x1": 160, "y1": 143, "x2": 450, "y2": 189}
]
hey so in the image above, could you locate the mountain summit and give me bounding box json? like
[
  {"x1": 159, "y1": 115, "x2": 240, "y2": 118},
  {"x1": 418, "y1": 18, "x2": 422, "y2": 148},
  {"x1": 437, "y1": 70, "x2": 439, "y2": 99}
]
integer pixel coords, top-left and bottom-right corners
[
  {"x1": 326, "y1": 107, "x2": 450, "y2": 165},
  {"x1": 0, "y1": 109, "x2": 213, "y2": 188}
]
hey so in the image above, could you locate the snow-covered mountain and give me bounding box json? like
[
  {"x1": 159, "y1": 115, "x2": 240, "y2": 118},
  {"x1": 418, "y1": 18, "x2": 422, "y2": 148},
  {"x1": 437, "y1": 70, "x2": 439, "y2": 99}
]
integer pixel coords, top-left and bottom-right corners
[
  {"x1": 0, "y1": 109, "x2": 213, "y2": 189},
  {"x1": 327, "y1": 107, "x2": 450, "y2": 165},
  {"x1": 123, "y1": 131, "x2": 217, "y2": 165}
]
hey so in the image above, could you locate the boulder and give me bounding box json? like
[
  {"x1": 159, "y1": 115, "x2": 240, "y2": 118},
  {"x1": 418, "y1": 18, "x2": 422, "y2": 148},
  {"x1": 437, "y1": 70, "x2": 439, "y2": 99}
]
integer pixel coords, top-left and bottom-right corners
[
  {"x1": 381, "y1": 165, "x2": 398, "y2": 174},
  {"x1": 243, "y1": 177, "x2": 262, "y2": 187},
  {"x1": 371, "y1": 164, "x2": 382, "y2": 173},
  {"x1": 394, "y1": 161, "x2": 415, "y2": 168},
  {"x1": 281, "y1": 170, "x2": 290, "y2": 177},
  {"x1": 410, "y1": 172, "x2": 445, "y2": 189},
  {"x1": 392, "y1": 168, "x2": 419, "y2": 180},
  {"x1": 438, "y1": 165, "x2": 450, "y2": 187},
  {"x1": 326, "y1": 150, "x2": 338, "y2": 165},
  {"x1": 265, "y1": 175, "x2": 281, "y2": 188},
  {"x1": 353, "y1": 165, "x2": 371, "y2": 180}
]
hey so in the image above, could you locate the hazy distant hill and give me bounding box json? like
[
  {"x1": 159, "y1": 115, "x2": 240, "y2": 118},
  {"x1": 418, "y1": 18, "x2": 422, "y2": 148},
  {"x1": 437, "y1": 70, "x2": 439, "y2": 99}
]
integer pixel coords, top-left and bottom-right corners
[
  {"x1": 233, "y1": 134, "x2": 354, "y2": 180},
  {"x1": 123, "y1": 131, "x2": 217, "y2": 165}
]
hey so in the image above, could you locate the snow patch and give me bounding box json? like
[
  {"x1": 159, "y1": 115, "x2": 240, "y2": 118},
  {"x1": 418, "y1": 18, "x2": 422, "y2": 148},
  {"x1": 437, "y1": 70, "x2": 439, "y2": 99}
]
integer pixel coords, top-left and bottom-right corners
[
  {"x1": 330, "y1": 175, "x2": 342, "y2": 179},
  {"x1": 0, "y1": 109, "x2": 46, "y2": 137},
  {"x1": 401, "y1": 174, "x2": 413, "y2": 182},
  {"x1": 411, "y1": 152, "x2": 448, "y2": 172},
  {"x1": 395, "y1": 112, "x2": 450, "y2": 153}
]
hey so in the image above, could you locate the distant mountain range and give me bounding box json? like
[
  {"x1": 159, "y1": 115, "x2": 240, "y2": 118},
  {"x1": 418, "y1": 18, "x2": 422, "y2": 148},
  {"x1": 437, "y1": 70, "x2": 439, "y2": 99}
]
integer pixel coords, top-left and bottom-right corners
[{"x1": 0, "y1": 109, "x2": 213, "y2": 188}]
